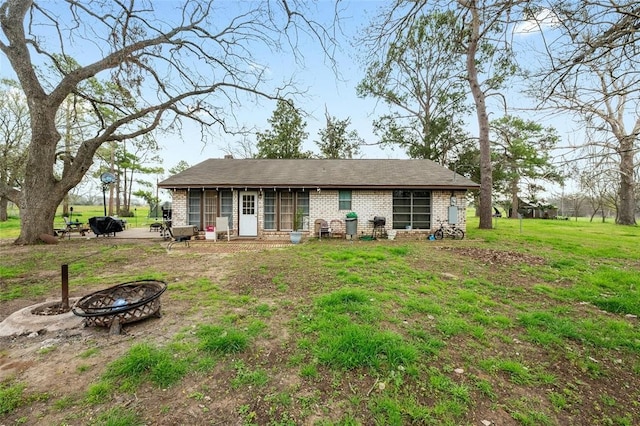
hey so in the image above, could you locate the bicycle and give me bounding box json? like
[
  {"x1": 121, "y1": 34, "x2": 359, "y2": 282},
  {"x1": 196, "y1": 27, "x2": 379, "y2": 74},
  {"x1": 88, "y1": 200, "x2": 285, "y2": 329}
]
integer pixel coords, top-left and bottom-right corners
[{"x1": 433, "y1": 219, "x2": 465, "y2": 240}]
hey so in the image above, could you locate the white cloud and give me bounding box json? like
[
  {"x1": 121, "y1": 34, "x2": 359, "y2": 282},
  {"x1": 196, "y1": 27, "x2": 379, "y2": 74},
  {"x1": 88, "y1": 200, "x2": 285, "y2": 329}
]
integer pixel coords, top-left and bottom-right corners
[{"x1": 514, "y1": 9, "x2": 560, "y2": 35}]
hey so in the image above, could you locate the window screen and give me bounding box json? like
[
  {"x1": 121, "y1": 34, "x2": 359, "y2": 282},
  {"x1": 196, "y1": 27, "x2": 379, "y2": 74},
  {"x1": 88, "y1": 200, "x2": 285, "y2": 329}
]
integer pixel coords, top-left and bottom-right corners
[
  {"x1": 392, "y1": 190, "x2": 431, "y2": 230},
  {"x1": 188, "y1": 190, "x2": 201, "y2": 228},
  {"x1": 220, "y1": 190, "x2": 233, "y2": 229},
  {"x1": 338, "y1": 190, "x2": 352, "y2": 210},
  {"x1": 280, "y1": 192, "x2": 294, "y2": 230},
  {"x1": 263, "y1": 192, "x2": 276, "y2": 230},
  {"x1": 203, "y1": 190, "x2": 217, "y2": 229},
  {"x1": 297, "y1": 191, "x2": 309, "y2": 230}
]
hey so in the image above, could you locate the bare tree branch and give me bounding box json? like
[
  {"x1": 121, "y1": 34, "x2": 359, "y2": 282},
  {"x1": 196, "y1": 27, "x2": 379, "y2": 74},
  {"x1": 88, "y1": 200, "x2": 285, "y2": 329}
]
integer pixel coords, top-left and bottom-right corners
[{"x1": 0, "y1": 0, "x2": 339, "y2": 244}]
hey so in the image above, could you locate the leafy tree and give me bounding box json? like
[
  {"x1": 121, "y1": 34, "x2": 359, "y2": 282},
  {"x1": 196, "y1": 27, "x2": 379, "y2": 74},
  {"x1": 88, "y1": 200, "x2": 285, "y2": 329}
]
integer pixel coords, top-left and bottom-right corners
[
  {"x1": 255, "y1": 100, "x2": 311, "y2": 159},
  {"x1": 490, "y1": 115, "x2": 562, "y2": 218},
  {"x1": 132, "y1": 189, "x2": 159, "y2": 216},
  {"x1": 0, "y1": 1, "x2": 336, "y2": 244},
  {"x1": 459, "y1": 0, "x2": 520, "y2": 229},
  {"x1": 169, "y1": 161, "x2": 191, "y2": 176},
  {"x1": 0, "y1": 80, "x2": 30, "y2": 221},
  {"x1": 315, "y1": 110, "x2": 362, "y2": 159},
  {"x1": 357, "y1": 11, "x2": 469, "y2": 164},
  {"x1": 49, "y1": 55, "x2": 120, "y2": 217},
  {"x1": 360, "y1": 0, "x2": 523, "y2": 229},
  {"x1": 95, "y1": 136, "x2": 163, "y2": 216}
]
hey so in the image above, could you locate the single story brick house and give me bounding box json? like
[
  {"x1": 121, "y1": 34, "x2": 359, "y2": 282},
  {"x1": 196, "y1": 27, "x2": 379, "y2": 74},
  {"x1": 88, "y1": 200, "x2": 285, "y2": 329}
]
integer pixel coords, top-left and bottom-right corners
[{"x1": 157, "y1": 158, "x2": 479, "y2": 240}]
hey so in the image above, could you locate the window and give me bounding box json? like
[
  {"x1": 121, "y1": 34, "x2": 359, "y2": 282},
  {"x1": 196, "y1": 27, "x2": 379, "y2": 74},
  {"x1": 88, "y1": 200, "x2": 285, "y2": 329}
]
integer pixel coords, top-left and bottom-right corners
[
  {"x1": 203, "y1": 190, "x2": 217, "y2": 229},
  {"x1": 220, "y1": 190, "x2": 233, "y2": 229},
  {"x1": 297, "y1": 192, "x2": 309, "y2": 230},
  {"x1": 262, "y1": 190, "x2": 309, "y2": 231},
  {"x1": 392, "y1": 190, "x2": 431, "y2": 229},
  {"x1": 242, "y1": 193, "x2": 255, "y2": 215},
  {"x1": 338, "y1": 190, "x2": 352, "y2": 210},
  {"x1": 264, "y1": 192, "x2": 276, "y2": 230},
  {"x1": 188, "y1": 190, "x2": 201, "y2": 228},
  {"x1": 280, "y1": 192, "x2": 294, "y2": 230}
]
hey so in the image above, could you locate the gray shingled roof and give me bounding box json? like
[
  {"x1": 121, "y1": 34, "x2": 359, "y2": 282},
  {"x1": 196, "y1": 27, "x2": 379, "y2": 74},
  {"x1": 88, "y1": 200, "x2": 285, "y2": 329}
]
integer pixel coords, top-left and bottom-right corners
[{"x1": 158, "y1": 159, "x2": 479, "y2": 190}]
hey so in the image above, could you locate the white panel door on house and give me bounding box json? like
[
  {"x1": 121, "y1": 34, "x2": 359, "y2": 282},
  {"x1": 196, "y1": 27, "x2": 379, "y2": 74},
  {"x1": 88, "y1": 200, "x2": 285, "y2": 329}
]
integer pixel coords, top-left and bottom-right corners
[{"x1": 239, "y1": 191, "x2": 258, "y2": 237}]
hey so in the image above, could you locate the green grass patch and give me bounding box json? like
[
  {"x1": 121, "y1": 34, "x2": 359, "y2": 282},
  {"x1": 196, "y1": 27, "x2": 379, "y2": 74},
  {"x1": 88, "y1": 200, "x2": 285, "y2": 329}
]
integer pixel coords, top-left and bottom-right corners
[
  {"x1": 0, "y1": 264, "x2": 27, "y2": 279},
  {"x1": 79, "y1": 347, "x2": 100, "y2": 358},
  {"x1": 103, "y1": 343, "x2": 188, "y2": 391},
  {"x1": 86, "y1": 381, "x2": 114, "y2": 404},
  {"x1": 315, "y1": 288, "x2": 382, "y2": 322},
  {"x1": 518, "y1": 310, "x2": 640, "y2": 351},
  {"x1": 94, "y1": 406, "x2": 144, "y2": 426},
  {"x1": 196, "y1": 324, "x2": 251, "y2": 353},
  {"x1": 231, "y1": 360, "x2": 269, "y2": 389},
  {"x1": 5, "y1": 210, "x2": 640, "y2": 424},
  {"x1": 52, "y1": 395, "x2": 76, "y2": 410},
  {"x1": 315, "y1": 323, "x2": 417, "y2": 370},
  {"x1": 0, "y1": 380, "x2": 25, "y2": 415},
  {"x1": 479, "y1": 358, "x2": 539, "y2": 385},
  {"x1": 169, "y1": 277, "x2": 223, "y2": 303},
  {"x1": 299, "y1": 288, "x2": 417, "y2": 371},
  {"x1": 0, "y1": 281, "x2": 49, "y2": 302}
]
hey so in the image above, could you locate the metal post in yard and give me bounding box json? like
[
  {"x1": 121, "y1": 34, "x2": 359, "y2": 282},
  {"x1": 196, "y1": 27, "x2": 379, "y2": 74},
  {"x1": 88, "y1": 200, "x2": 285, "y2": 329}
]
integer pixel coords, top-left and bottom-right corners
[
  {"x1": 519, "y1": 213, "x2": 523, "y2": 234},
  {"x1": 61, "y1": 264, "x2": 69, "y2": 310}
]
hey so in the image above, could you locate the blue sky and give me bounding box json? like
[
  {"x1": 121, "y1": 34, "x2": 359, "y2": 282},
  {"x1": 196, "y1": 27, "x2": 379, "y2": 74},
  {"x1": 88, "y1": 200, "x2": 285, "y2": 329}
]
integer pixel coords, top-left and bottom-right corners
[
  {"x1": 157, "y1": 1, "x2": 399, "y2": 170},
  {"x1": 158, "y1": 1, "x2": 570, "y2": 170},
  {"x1": 0, "y1": 1, "x2": 588, "y2": 197},
  {"x1": 0, "y1": 1, "x2": 398, "y2": 173}
]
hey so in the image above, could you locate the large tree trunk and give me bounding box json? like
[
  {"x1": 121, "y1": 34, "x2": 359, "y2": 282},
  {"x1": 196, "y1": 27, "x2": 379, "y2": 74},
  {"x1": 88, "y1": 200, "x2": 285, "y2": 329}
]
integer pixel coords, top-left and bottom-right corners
[
  {"x1": 617, "y1": 136, "x2": 636, "y2": 225},
  {"x1": 466, "y1": 1, "x2": 493, "y2": 229},
  {"x1": 15, "y1": 108, "x2": 84, "y2": 244},
  {"x1": 17, "y1": 178, "x2": 62, "y2": 244},
  {"x1": 0, "y1": 196, "x2": 8, "y2": 221},
  {"x1": 16, "y1": 132, "x2": 66, "y2": 244},
  {"x1": 510, "y1": 180, "x2": 519, "y2": 219}
]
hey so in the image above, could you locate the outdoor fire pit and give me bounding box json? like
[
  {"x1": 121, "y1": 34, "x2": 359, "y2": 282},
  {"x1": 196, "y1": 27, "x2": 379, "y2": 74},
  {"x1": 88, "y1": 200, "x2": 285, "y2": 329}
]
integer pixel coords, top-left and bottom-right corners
[{"x1": 72, "y1": 279, "x2": 167, "y2": 334}]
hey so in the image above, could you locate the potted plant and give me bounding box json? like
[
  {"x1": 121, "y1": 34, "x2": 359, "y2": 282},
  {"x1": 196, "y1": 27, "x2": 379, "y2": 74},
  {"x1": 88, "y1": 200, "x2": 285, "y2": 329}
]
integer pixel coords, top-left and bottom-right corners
[{"x1": 290, "y1": 208, "x2": 304, "y2": 244}]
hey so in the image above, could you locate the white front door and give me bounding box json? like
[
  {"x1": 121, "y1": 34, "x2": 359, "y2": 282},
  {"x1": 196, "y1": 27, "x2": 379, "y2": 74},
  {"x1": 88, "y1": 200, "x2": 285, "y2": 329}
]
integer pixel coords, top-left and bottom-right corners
[{"x1": 239, "y1": 191, "x2": 258, "y2": 237}]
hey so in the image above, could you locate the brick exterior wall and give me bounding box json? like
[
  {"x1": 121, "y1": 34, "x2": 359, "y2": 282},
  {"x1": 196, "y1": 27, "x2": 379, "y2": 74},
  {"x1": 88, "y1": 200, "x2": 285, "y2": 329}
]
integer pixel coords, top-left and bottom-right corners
[
  {"x1": 169, "y1": 189, "x2": 238, "y2": 237},
  {"x1": 171, "y1": 190, "x2": 187, "y2": 225},
  {"x1": 431, "y1": 190, "x2": 468, "y2": 230},
  {"x1": 309, "y1": 190, "x2": 390, "y2": 238},
  {"x1": 169, "y1": 188, "x2": 468, "y2": 240}
]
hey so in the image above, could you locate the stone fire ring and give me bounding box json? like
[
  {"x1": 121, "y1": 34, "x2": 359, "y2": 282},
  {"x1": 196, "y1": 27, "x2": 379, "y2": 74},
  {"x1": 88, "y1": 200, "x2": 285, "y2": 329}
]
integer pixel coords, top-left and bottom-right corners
[
  {"x1": 0, "y1": 298, "x2": 83, "y2": 338},
  {"x1": 72, "y1": 279, "x2": 167, "y2": 329}
]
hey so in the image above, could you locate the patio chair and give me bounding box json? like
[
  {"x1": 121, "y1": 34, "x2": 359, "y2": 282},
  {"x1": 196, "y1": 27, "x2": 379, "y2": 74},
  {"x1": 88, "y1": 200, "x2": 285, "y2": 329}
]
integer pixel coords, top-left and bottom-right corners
[
  {"x1": 329, "y1": 219, "x2": 345, "y2": 239},
  {"x1": 215, "y1": 216, "x2": 230, "y2": 242},
  {"x1": 314, "y1": 219, "x2": 331, "y2": 240}
]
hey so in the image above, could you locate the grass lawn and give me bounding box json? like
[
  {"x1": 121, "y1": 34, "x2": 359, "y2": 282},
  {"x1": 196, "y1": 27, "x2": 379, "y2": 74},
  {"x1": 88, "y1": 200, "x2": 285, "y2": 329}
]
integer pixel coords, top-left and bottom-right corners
[
  {"x1": 1, "y1": 213, "x2": 639, "y2": 425},
  {"x1": 0, "y1": 205, "x2": 155, "y2": 239}
]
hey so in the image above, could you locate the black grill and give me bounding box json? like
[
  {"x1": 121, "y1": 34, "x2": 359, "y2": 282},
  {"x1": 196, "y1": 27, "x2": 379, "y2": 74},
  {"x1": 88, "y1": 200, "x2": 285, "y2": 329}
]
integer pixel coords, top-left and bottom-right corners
[
  {"x1": 373, "y1": 216, "x2": 386, "y2": 227},
  {"x1": 89, "y1": 216, "x2": 124, "y2": 237}
]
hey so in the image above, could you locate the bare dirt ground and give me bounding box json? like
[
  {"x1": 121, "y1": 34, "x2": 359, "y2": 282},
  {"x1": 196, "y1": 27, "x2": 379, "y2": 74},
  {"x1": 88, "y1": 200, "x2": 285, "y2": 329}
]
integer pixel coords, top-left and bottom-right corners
[
  {"x1": 1, "y1": 238, "x2": 296, "y2": 425},
  {"x1": 1, "y1": 237, "x2": 639, "y2": 425}
]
